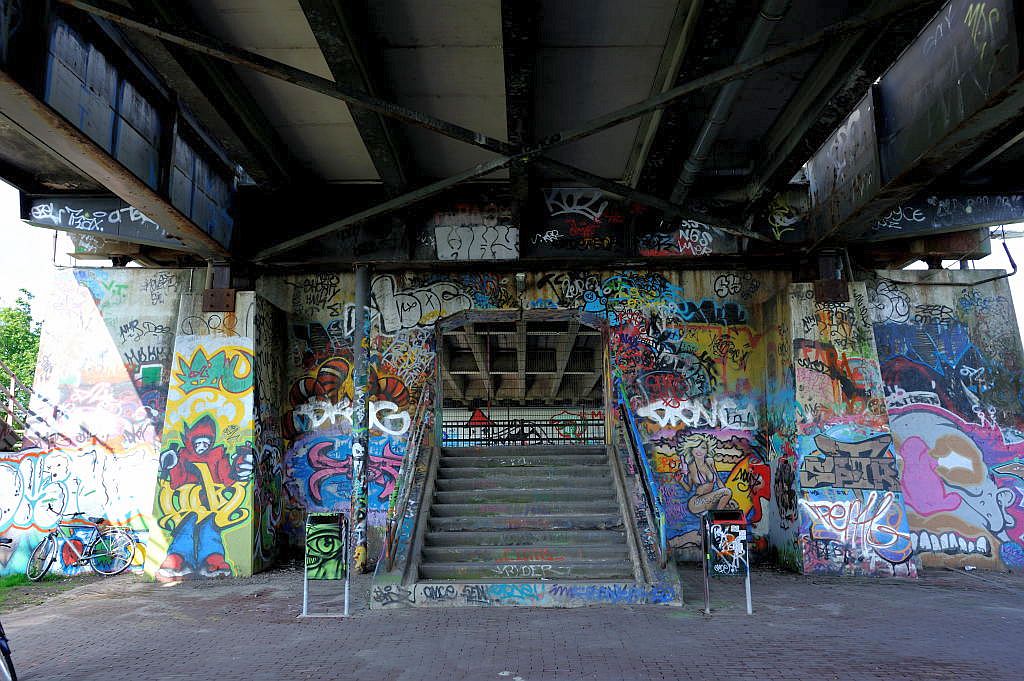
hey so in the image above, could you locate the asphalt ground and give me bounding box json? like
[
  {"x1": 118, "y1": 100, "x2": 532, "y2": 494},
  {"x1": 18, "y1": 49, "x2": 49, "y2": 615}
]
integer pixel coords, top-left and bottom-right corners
[{"x1": 1, "y1": 563, "x2": 1021, "y2": 680}]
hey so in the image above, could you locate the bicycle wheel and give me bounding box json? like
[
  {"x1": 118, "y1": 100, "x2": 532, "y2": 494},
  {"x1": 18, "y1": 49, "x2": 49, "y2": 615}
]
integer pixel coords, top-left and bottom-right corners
[
  {"x1": 88, "y1": 527, "x2": 136, "y2": 576},
  {"x1": 25, "y1": 535, "x2": 55, "y2": 582},
  {"x1": 0, "y1": 644, "x2": 16, "y2": 681}
]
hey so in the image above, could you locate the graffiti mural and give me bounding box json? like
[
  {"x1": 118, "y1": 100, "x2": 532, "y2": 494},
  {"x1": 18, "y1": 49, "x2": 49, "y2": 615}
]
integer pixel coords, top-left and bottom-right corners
[
  {"x1": 0, "y1": 269, "x2": 185, "y2": 576},
  {"x1": 530, "y1": 270, "x2": 774, "y2": 557},
  {"x1": 766, "y1": 283, "x2": 916, "y2": 577},
  {"x1": 147, "y1": 337, "x2": 255, "y2": 580},
  {"x1": 870, "y1": 276, "x2": 1024, "y2": 569}
]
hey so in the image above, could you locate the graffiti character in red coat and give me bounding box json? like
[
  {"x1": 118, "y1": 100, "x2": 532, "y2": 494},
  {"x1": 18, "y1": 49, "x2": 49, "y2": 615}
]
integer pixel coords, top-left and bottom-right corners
[{"x1": 156, "y1": 415, "x2": 253, "y2": 580}]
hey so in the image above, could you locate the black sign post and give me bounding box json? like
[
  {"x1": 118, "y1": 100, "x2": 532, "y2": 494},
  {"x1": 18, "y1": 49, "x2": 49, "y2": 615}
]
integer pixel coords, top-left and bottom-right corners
[{"x1": 701, "y1": 509, "x2": 752, "y2": 615}]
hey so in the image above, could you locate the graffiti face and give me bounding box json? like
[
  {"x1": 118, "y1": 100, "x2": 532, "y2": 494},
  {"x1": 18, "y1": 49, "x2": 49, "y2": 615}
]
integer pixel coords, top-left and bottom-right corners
[
  {"x1": 893, "y1": 408, "x2": 1022, "y2": 567},
  {"x1": 871, "y1": 280, "x2": 1024, "y2": 569}
]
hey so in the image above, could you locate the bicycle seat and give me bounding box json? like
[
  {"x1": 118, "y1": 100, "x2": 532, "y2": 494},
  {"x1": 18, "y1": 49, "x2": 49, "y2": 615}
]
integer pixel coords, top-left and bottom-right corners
[
  {"x1": 68, "y1": 511, "x2": 85, "y2": 517},
  {"x1": 88, "y1": 517, "x2": 106, "y2": 525},
  {"x1": 0, "y1": 538, "x2": 11, "y2": 546}
]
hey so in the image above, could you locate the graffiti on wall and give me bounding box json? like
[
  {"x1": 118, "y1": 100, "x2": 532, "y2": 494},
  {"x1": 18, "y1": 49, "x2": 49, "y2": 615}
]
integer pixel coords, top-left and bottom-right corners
[
  {"x1": 532, "y1": 271, "x2": 773, "y2": 555},
  {"x1": 637, "y1": 220, "x2": 739, "y2": 257},
  {"x1": 782, "y1": 284, "x2": 916, "y2": 577},
  {"x1": 421, "y1": 203, "x2": 519, "y2": 261},
  {"x1": 253, "y1": 299, "x2": 285, "y2": 570},
  {"x1": 0, "y1": 269, "x2": 184, "y2": 576},
  {"x1": 532, "y1": 188, "x2": 623, "y2": 253},
  {"x1": 148, "y1": 339, "x2": 255, "y2": 581},
  {"x1": 870, "y1": 279, "x2": 1024, "y2": 568}
]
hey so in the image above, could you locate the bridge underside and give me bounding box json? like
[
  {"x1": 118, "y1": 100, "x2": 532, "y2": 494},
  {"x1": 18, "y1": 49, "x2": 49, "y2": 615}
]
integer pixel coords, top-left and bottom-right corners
[{"x1": 2, "y1": 1, "x2": 1024, "y2": 599}]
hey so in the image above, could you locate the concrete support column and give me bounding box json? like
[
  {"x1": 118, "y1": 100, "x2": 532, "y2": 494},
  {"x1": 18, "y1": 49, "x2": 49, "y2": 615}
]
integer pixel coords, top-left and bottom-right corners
[
  {"x1": 765, "y1": 281, "x2": 917, "y2": 578},
  {"x1": 350, "y1": 264, "x2": 371, "y2": 572}
]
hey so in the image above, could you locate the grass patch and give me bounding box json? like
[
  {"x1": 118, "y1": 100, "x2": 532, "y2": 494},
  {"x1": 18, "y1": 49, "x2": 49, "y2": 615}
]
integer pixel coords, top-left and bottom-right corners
[
  {"x1": 0, "y1": 574, "x2": 31, "y2": 589},
  {"x1": 0, "y1": 573, "x2": 73, "y2": 610},
  {"x1": 0, "y1": 573, "x2": 61, "y2": 589}
]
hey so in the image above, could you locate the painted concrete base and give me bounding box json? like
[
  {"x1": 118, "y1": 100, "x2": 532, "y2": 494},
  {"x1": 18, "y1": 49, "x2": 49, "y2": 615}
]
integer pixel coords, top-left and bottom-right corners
[{"x1": 370, "y1": 580, "x2": 682, "y2": 609}]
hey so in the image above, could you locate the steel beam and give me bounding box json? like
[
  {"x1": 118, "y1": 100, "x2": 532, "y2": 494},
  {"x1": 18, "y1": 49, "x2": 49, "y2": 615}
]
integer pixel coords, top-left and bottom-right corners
[
  {"x1": 62, "y1": 0, "x2": 933, "y2": 163},
  {"x1": 534, "y1": 157, "x2": 770, "y2": 242},
  {"x1": 59, "y1": 0, "x2": 516, "y2": 156},
  {"x1": 501, "y1": 0, "x2": 538, "y2": 228},
  {"x1": 745, "y1": 1, "x2": 888, "y2": 204},
  {"x1": 127, "y1": 0, "x2": 938, "y2": 259},
  {"x1": 129, "y1": 0, "x2": 299, "y2": 186},
  {"x1": 747, "y1": 1, "x2": 943, "y2": 209},
  {"x1": 808, "y1": 0, "x2": 1024, "y2": 249},
  {"x1": 622, "y1": 0, "x2": 702, "y2": 188},
  {"x1": 462, "y1": 327, "x2": 495, "y2": 402},
  {"x1": 864, "y1": 192, "x2": 1024, "y2": 241},
  {"x1": 298, "y1": 0, "x2": 409, "y2": 191},
  {"x1": 252, "y1": 156, "x2": 516, "y2": 261},
  {"x1": 0, "y1": 70, "x2": 226, "y2": 257}
]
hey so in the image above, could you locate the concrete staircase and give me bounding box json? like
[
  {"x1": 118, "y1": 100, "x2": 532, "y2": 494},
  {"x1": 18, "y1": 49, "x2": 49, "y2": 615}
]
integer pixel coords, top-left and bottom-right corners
[
  {"x1": 420, "y1": 445, "x2": 636, "y2": 582},
  {"x1": 371, "y1": 440, "x2": 681, "y2": 608}
]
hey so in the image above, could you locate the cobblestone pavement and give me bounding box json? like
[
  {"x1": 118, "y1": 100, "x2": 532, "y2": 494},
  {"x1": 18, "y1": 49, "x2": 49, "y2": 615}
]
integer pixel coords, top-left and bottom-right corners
[{"x1": 2, "y1": 564, "x2": 1022, "y2": 680}]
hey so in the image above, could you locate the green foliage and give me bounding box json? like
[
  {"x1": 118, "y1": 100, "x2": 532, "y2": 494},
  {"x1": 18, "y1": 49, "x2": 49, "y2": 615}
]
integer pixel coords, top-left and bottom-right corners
[{"x1": 0, "y1": 288, "x2": 40, "y2": 392}]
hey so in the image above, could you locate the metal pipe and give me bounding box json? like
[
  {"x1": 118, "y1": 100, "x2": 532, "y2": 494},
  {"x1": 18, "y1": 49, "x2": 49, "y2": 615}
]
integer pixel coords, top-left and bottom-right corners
[
  {"x1": 670, "y1": 0, "x2": 791, "y2": 204},
  {"x1": 350, "y1": 264, "x2": 371, "y2": 572}
]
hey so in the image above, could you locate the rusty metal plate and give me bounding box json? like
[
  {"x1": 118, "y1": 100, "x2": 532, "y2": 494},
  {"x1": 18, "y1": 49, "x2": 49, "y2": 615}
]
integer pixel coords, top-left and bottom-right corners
[
  {"x1": 813, "y1": 279, "x2": 850, "y2": 304},
  {"x1": 202, "y1": 288, "x2": 236, "y2": 313}
]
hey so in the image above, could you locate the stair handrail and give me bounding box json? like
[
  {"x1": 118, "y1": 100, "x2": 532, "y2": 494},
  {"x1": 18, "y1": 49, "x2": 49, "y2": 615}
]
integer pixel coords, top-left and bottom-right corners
[
  {"x1": 615, "y1": 378, "x2": 669, "y2": 569},
  {"x1": 384, "y1": 382, "x2": 434, "y2": 571},
  {"x1": 0, "y1": 358, "x2": 33, "y2": 445}
]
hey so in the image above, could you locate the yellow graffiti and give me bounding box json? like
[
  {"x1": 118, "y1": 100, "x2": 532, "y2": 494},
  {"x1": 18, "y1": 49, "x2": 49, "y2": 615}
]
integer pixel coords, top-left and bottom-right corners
[{"x1": 157, "y1": 462, "x2": 249, "y2": 530}]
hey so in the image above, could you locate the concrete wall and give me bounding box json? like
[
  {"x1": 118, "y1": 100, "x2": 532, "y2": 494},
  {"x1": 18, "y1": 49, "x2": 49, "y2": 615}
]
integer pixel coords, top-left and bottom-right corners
[
  {"x1": 264, "y1": 270, "x2": 790, "y2": 564},
  {"x1": 868, "y1": 271, "x2": 1024, "y2": 570},
  {"x1": 6, "y1": 264, "x2": 1022, "y2": 579},
  {"x1": 0, "y1": 268, "x2": 189, "y2": 576}
]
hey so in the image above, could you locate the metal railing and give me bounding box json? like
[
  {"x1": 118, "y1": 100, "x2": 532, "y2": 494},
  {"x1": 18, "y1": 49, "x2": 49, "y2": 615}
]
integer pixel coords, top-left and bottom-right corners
[
  {"x1": 441, "y1": 411, "x2": 605, "y2": 447},
  {"x1": 383, "y1": 383, "x2": 434, "y2": 572},
  {"x1": 615, "y1": 379, "x2": 668, "y2": 569},
  {"x1": 0, "y1": 358, "x2": 32, "y2": 450}
]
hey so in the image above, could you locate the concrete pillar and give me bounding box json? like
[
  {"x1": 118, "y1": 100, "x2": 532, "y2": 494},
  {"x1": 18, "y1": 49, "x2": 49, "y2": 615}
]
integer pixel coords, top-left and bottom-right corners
[
  {"x1": 765, "y1": 282, "x2": 917, "y2": 578},
  {"x1": 351, "y1": 264, "x2": 371, "y2": 571}
]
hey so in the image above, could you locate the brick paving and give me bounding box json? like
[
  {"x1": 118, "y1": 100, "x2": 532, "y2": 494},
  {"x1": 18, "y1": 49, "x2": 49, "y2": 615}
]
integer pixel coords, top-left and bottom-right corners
[{"x1": 2, "y1": 563, "x2": 1022, "y2": 680}]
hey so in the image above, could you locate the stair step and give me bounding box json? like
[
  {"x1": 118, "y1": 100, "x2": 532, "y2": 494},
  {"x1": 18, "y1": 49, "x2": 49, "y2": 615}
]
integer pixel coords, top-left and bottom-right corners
[
  {"x1": 441, "y1": 446, "x2": 606, "y2": 458},
  {"x1": 431, "y1": 501, "x2": 620, "y2": 517},
  {"x1": 429, "y1": 513, "x2": 624, "y2": 532},
  {"x1": 440, "y1": 455, "x2": 608, "y2": 468},
  {"x1": 425, "y1": 530, "x2": 627, "y2": 547},
  {"x1": 434, "y1": 489, "x2": 617, "y2": 504},
  {"x1": 435, "y1": 475, "x2": 612, "y2": 491},
  {"x1": 437, "y1": 467, "x2": 612, "y2": 480},
  {"x1": 422, "y1": 544, "x2": 629, "y2": 562},
  {"x1": 419, "y1": 561, "x2": 635, "y2": 581}
]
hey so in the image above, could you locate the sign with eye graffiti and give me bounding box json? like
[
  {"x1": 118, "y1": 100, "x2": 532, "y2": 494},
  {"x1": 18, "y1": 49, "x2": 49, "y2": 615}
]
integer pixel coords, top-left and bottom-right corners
[{"x1": 305, "y1": 513, "x2": 348, "y2": 580}]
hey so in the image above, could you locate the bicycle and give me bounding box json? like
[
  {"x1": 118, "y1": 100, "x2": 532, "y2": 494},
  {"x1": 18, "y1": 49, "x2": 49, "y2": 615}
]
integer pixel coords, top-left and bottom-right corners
[
  {"x1": 25, "y1": 506, "x2": 137, "y2": 581},
  {"x1": 0, "y1": 538, "x2": 16, "y2": 680}
]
